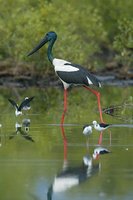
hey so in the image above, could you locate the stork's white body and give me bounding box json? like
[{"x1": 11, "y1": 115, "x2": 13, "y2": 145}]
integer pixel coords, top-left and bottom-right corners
[{"x1": 53, "y1": 58, "x2": 99, "y2": 89}]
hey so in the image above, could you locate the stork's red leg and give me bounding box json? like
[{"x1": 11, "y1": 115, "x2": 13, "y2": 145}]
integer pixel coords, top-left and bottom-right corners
[
  {"x1": 98, "y1": 132, "x2": 103, "y2": 145},
  {"x1": 83, "y1": 86, "x2": 104, "y2": 123},
  {"x1": 64, "y1": 89, "x2": 67, "y2": 113},
  {"x1": 60, "y1": 125, "x2": 67, "y2": 162},
  {"x1": 61, "y1": 89, "x2": 67, "y2": 125}
]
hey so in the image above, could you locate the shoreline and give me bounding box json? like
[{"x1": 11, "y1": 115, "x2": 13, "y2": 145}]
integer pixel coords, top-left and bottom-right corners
[
  {"x1": 0, "y1": 74, "x2": 133, "y2": 88},
  {"x1": 0, "y1": 60, "x2": 133, "y2": 88}
]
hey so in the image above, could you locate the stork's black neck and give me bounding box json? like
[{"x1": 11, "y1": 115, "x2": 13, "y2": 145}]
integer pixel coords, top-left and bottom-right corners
[{"x1": 47, "y1": 38, "x2": 56, "y2": 63}]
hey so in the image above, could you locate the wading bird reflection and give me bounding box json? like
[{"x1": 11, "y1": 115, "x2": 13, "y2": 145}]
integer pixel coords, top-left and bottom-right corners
[
  {"x1": 93, "y1": 127, "x2": 111, "y2": 159},
  {"x1": 9, "y1": 119, "x2": 34, "y2": 142},
  {"x1": 93, "y1": 146, "x2": 110, "y2": 159},
  {"x1": 47, "y1": 126, "x2": 100, "y2": 200}
]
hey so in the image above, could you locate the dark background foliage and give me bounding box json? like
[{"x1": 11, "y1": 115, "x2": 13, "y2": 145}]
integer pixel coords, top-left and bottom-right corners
[{"x1": 0, "y1": 0, "x2": 133, "y2": 78}]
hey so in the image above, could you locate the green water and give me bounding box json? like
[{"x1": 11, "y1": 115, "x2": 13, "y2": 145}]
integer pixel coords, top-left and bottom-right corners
[{"x1": 0, "y1": 86, "x2": 133, "y2": 200}]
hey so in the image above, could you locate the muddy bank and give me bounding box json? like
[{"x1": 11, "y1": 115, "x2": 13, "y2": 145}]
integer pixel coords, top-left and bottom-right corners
[
  {"x1": 0, "y1": 73, "x2": 133, "y2": 88},
  {"x1": 0, "y1": 60, "x2": 133, "y2": 87}
]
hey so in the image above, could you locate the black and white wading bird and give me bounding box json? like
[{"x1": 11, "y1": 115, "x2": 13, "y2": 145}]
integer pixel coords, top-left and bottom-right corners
[
  {"x1": 8, "y1": 97, "x2": 34, "y2": 116},
  {"x1": 93, "y1": 120, "x2": 111, "y2": 132},
  {"x1": 22, "y1": 97, "x2": 33, "y2": 110},
  {"x1": 27, "y1": 31, "x2": 104, "y2": 124},
  {"x1": 83, "y1": 125, "x2": 93, "y2": 136}
]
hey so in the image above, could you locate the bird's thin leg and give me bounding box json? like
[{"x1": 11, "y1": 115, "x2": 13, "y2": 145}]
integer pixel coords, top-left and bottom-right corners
[
  {"x1": 60, "y1": 126, "x2": 68, "y2": 170},
  {"x1": 64, "y1": 89, "x2": 67, "y2": 113},
  {"x1": 61, "y1": 89, "x2": 67, "y2": 125},
  {"x1": 83, "y1": 86, "x2": 104, "y2": 123},
  {"x1": 109, "y1": 130, "x2": 112, "y2": 146},
  {"x1": 60, "y1": 125, "x2": 67, "y2": 142}
]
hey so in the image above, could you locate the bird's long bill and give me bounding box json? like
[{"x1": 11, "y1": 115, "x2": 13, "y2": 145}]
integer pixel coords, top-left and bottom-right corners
[{"x1": 27, "y1": 36, "x2": 48, "y2": 56}]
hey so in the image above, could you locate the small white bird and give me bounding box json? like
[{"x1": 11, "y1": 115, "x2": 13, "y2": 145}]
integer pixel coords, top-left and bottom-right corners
[
  {"x1": 93, "y1": 146, "x2": 110, "y2": 159},
  {"x1": 83, "y1": 125, "x2": 92, "y2": 135},
  {"x1": 92, "y1": 120, "x2": 111, "y2": 132},
  {"x1": 8, "y1": 97, "x2": 34, "y2": 116}
]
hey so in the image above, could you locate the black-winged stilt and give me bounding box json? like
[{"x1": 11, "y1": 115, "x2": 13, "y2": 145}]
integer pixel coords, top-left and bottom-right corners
[
  {"x1": 83, "y1": 125, "x2": 93, "y2": 135},
  {"x1": 22, "y1": 97, "x2": 33, "y2": 110},
  {"x1": 27, "y1": 31, "x2": 104, "y2": 124},
  {"x1": 8, "y1": 97, "x2": 34, "y2": 116},
  {"x1": 93, "y1": 120, "x2": 111, "y2": 132}
]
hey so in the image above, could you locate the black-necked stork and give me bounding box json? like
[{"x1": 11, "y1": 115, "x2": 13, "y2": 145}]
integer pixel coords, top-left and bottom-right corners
[
  {"x1": 27, "y1": 31, "x2": 104, "y2": 124},
  {"x1": 93, "y1": 120, "x2": 111, "y2": 131},
  {"x1": 8, "y1": 97, "x2": 34, "y2": 116}
]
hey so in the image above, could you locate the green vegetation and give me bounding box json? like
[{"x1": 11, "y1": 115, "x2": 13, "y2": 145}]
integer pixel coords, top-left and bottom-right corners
[{"x1": 0, "y1": 0, "x2": 133, "y2": 77}]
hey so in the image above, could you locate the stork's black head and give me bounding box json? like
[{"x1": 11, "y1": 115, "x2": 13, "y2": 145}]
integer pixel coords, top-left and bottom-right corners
[{"x1": 27, "y1": 31, "x2": 57, "y2": 56}]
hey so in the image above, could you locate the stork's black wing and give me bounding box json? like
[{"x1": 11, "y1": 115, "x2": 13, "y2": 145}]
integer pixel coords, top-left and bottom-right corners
[
  {"x1": 56, "y1": 62, "x2": 100, "y2": 87},
  {"x1": 8, "y1": 99, "x2": 18, "y2": 109},
  {"x1": 19, "y1": 96, "x2": 34, "y2": 111}
]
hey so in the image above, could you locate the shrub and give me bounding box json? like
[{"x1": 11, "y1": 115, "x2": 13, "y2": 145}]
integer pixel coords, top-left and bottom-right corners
[
  {"x1": 113, "y1": 18, "x2": 133, "y2": 69},
  {"x1": 0, "y1": 0, "x2": 107, "y2": 72}
]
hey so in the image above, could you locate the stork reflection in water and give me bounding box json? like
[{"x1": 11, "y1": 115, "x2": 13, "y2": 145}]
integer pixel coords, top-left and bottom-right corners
[{"x1": 47, "y1": 126, "x2": 100, "y2": 200}]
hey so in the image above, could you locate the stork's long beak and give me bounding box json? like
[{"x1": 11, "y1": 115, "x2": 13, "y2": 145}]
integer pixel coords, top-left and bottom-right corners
[{"x1": 27, "y1": 36, "x2": 48, "y2": 56}]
